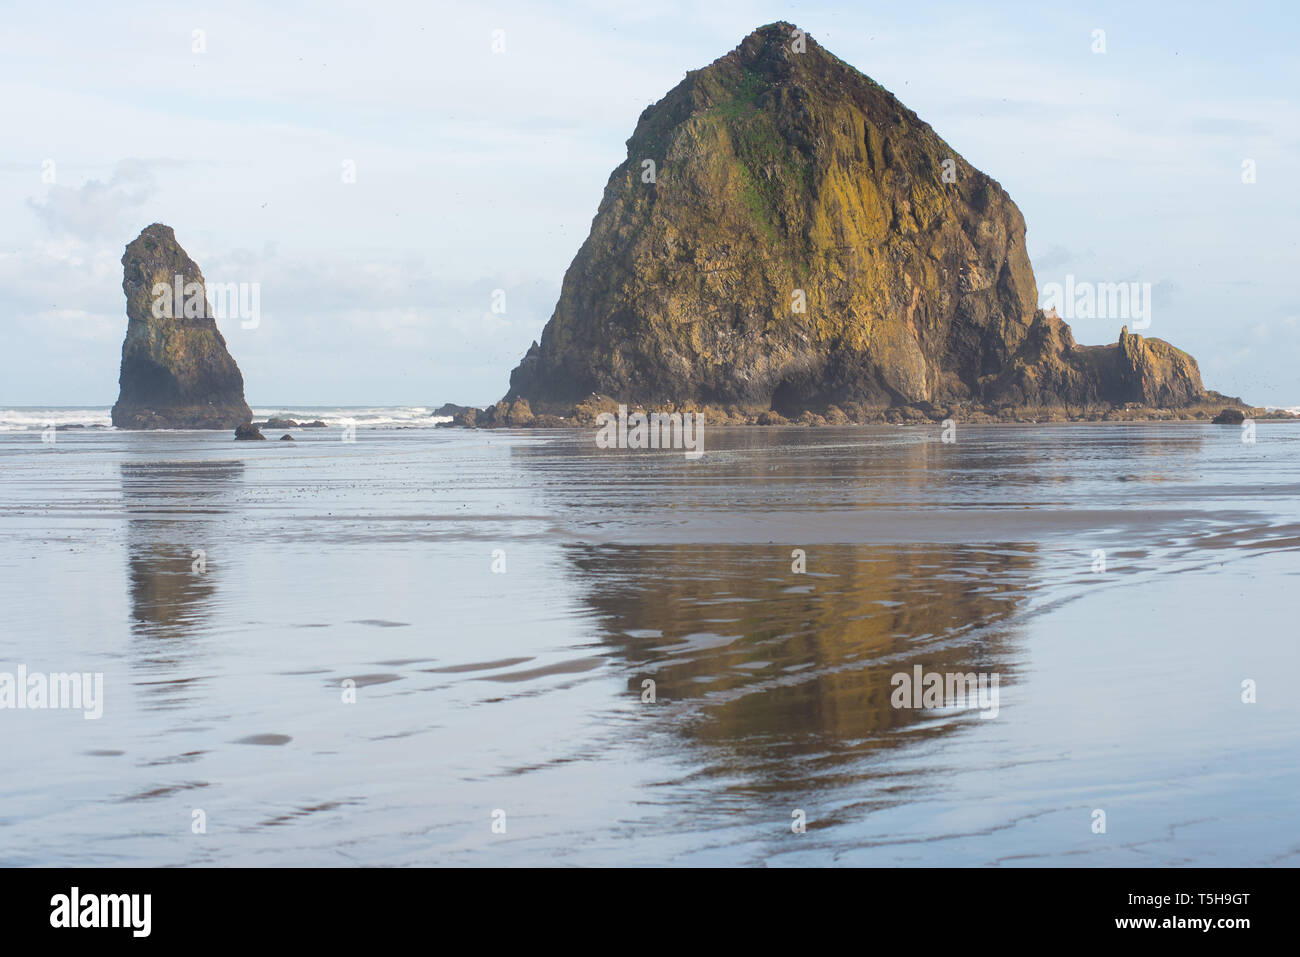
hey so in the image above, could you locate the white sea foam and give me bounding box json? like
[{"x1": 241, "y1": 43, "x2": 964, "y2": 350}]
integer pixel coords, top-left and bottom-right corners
[
  {"x1": 0, "y1": 406, "x2": 455, "y2": 431},
  {"x1": 253, "y1": 407, "x2": 453, "y2": 428},
  {"x1": 0, "y1": 408, "x2": 113, "y2": 432}
]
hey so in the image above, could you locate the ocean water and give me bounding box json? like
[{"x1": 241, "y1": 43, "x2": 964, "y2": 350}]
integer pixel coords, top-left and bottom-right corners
[
  {"x1": 0, "y1": 406, "x2": 450, "y2": 432},
  {"x1": 0, "y1": 418, "x2": 1298, "y2": 866}
]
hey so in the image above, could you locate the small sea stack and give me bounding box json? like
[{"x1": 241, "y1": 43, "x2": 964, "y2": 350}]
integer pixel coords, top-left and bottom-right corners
[{"x1": 110, "y1": 224, "x2": 254, "y2": 430}]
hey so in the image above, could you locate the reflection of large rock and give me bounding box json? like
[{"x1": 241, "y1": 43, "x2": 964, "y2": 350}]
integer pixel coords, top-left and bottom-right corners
[
  {"x1": 501, "y1": 22, "x2": 1228, "y2": 420},
  {"x1": 571, "y1": 542, "x2": 1030, "y2": 769},
  {"x1": 111, "y1": 224, "x2": 253, "y2": 430}
]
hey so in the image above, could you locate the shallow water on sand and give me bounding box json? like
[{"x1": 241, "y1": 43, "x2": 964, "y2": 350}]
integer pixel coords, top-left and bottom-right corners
[{"x1": 1, "y1": 423, "x2": 1298, "y2": 865}]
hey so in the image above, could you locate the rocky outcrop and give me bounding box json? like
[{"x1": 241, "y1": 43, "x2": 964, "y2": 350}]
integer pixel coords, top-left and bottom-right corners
[
  {"x1": 432, "y1": 403, "x2": 476, "y2": 418},
  {"x1": 1212, "y1": 408, "x2": 1246, "y2": 425},
  {"x1": 497, "y1": 22, "x2": 1233, "y2": 423},
  {"x1": 253, "y1": 417, "x2": 326, "y2": 429},
  {"x1": 111, "y1": 224, "x2": 253, "y2": 429},
  {"x1": 991, "y1": 316, "x2": 1210, "y2": 409},
  {"x1": 234, "y1": 423, "x2": 265, "y2": 440}
]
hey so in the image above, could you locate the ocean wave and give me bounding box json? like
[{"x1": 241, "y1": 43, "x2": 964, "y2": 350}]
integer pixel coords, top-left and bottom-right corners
[
  {"x1": 0, "y1": 406, "x2": 454, "y2": 431},
  {"x1": 253, "y1": 407, "x2": 453, "y2": 428},
  {"x1": 0, "y1": 408, "x2": 113, "y2": 432}
]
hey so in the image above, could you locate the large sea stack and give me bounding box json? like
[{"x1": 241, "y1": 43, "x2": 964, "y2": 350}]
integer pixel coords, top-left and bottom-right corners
[
  {"x1": 494, "y1": 22, "x2": 1233, "y2": 424},
  {"x1": 111, "y1": 224, "x2": 253, "y2": 429}
]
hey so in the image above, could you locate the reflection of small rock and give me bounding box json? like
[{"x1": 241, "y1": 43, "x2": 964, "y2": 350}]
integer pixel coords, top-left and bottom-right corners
[
  {"x1": 279, "y1": 434, "x2": 295, "y2": 441},
  {"x1": 341, "y1": 673, "x2": 402, "y2": 687},
  {"x1": 1212, "y1": 408, "x2": 1246, "y2": 424},
  {"x1": 234, "y1": 733, "x2": 292, "y2": 746},
  {"x1": 234, "y1": 423, "x2": 265, "y2": 440}
]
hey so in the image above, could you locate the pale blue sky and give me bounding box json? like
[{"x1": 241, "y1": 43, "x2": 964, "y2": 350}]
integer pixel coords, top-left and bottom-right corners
[{"x1": 1, "y1": 0, "x2": 1296, "y2": 406}]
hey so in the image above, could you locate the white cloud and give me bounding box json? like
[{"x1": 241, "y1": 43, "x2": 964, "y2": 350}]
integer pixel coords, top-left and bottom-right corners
[{"x1": 26, "y1": 160, "x2": 159, "y2": 241}]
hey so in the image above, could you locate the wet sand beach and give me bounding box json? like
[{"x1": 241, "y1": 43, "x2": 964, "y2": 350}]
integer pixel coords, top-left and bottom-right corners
[{"x1": 1, "y1": 422, "x2": 1297, "y2": 865}]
